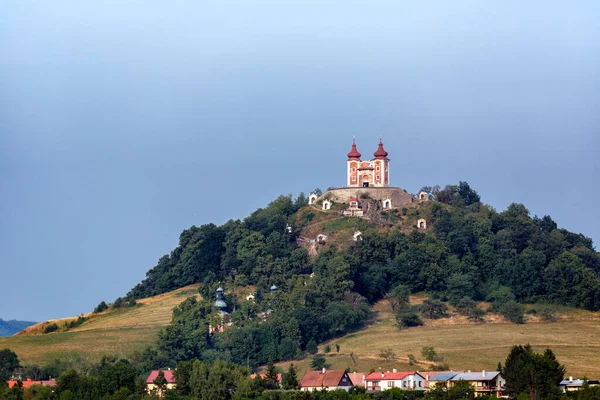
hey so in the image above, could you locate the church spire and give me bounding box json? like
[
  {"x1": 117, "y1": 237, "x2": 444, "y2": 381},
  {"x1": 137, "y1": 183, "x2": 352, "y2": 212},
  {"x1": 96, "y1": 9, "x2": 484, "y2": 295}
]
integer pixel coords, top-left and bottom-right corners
[{"x1": 347, "y1": 138, "x2": 361, "y2": 160}]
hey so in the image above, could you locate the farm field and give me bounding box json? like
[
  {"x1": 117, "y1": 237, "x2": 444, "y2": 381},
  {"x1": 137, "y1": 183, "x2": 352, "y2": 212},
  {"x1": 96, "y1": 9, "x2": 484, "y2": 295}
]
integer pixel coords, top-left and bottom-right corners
[{"x1": 0, "y1": 284, "x2": 199, "y2": 365}]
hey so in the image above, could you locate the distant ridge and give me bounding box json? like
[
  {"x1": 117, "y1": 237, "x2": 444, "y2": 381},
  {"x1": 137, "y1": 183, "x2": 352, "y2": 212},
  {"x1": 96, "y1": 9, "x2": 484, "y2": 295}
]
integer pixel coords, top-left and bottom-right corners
[{"x1": 0, "y1": 319, "x2": 36, "y2": 337}]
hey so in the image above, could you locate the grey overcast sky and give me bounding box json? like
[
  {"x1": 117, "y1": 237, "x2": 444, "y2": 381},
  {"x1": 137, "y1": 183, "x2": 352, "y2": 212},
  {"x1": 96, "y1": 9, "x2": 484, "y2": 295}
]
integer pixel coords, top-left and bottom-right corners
[{"x1": 1, "y1": 1, "x2": 598, "y2": 321}]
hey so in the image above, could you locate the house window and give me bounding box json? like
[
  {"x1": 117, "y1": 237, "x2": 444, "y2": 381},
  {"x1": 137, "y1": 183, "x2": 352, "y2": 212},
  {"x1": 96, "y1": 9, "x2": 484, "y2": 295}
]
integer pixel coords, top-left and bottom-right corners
[
  {"x1": 419, "y1": 381, "x2": 422, "y2": 387},
  {"x1": 388, "y1": 381, "x2": 395, "y2": 388}
]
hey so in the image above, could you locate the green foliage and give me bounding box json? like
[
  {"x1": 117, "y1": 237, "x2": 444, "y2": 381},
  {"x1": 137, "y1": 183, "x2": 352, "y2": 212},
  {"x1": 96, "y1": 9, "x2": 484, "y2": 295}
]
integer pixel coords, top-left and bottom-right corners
[
  {"x1": 407, "y1": 354, "x2": 417, "y2": 365},
  {"x1": 498, "y1": 301, "x2": 525, "y2": 324},
  {"x1": 0, "y1": 348, "x2": 20, "y2": 380},
  {"x1": 419, "y1": 299, "x2": 448, "y2": 319},
  {"x1": 395, "y1": 308, "x2": 423, "y2": 329},
  {"x1": 335, "y1": 343, "x2": 340, "y2": 353},
  {"x1": 116, "y1": 185, "x2": 600, "y2": 377},
  {"x1": 42, "y1": 323, "x2": 58, "y2": 334},
  {"x1": 379, "y1": 348, "x2": 396, "y2": 361},
  {"x1": 65, "y1": 316, "x2": 87, "y2": 330},
  {"x1": 455, "y1": 297, "x2": 485, "y2": 322},
  {"x1": 421, "y1": 346, "x2": 438, "y2": 362},
  {"x1": 324, "y1": 345, "x2": 331, "y2": 353},
  {"x1": 310, "y1": 354, "x2": 326, "y2": 370},
  {"x1": 500, "y1": 345, "x2": 565, "y2": 399},
  {"x1": 281, "y1": 363, "x2": 299, "y2": 390},
  {"x1": 306, "y1": 341, "x2": 318, "y2": 355}
]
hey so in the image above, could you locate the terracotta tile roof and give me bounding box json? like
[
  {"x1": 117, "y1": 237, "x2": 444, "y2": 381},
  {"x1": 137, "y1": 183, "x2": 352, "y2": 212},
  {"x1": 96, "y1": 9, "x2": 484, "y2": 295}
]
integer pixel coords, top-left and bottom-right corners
[
  {"x1": 250, "y1": 373, "x2": 282, "y2": 382},
  {"x1": 347, "y1": 372, "x2": 366, "y2": 386},
  {"x1": 6, "y1": 378, "x2": 56, "y2": 388},
  {"x1": 365, "y1": 371, "x2": 424, "y2": 381},
  {"x1": 300, "y1": 370, "x2": 347, "y2": 388},
  {"x1": 146, "y1": 370, "x2": 176, "y2": 384}
]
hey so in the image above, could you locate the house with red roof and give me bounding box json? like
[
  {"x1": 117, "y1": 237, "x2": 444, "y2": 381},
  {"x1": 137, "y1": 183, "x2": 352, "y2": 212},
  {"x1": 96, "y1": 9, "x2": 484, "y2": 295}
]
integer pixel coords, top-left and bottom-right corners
[
  {"x1": 6, "y1": 378, "x2": 56, "y2": 389},
  {"x1": 364, "y1": 370, "x2": 426, "y2": 392},
  {"x1": 146, "y1": 369, "x2": 176, "y2": 396},
  {"x1": 250, "y1": 373, "x2": 282, "y2": 387},
  {"x1": 347, "y1": 372, "x2": 367, "y2": 388},
  {"x1": 299, "y1": 369, "x2": 353, "y2": 392}
]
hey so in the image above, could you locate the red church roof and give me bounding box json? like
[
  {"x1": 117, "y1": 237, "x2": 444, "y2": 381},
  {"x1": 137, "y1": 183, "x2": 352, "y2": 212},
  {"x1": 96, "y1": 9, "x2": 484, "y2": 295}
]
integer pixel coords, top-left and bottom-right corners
[
  {"x1": 373, "y1": 139, "x2": 389, "y2": 159},
  {"x1": 146, "y1": 370, "x2": 176, "y2": 384},
  {"x1": 347, "y1": 140, "x2": 361, "y2": 160},
  {"x1": 349, "y1": 197, "x2": 359, "y2": 202}
]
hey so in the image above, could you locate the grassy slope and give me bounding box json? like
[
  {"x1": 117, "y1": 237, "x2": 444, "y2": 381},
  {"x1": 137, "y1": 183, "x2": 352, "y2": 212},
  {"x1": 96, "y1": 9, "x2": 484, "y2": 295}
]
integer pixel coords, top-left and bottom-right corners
[
  {"x1": 276, "y1": 298, "x2": 600, "y2": 379},
  {"x1": 0, "y1": 285, "x2": 200, "y2": 365}
]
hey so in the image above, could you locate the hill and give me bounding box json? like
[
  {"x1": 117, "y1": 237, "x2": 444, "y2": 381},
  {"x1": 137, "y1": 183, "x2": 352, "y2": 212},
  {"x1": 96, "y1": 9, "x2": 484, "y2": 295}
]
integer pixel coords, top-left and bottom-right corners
[
  {"x1": 0, "y1": 319, "x2": 36, "y2": 337},
  {"x1": 0, "y1": 285, "x2": 199, "y2": 365},
  {"x1": 275, "y1": 297, "x2": 600, "y2": 378}
]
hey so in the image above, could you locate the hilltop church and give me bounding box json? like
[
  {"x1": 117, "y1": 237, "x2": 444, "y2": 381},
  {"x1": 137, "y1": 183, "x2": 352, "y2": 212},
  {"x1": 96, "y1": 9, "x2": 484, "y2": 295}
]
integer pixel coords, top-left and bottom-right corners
[{"x1": 346, "y1": 139, "x2": 390, "y2": 188}]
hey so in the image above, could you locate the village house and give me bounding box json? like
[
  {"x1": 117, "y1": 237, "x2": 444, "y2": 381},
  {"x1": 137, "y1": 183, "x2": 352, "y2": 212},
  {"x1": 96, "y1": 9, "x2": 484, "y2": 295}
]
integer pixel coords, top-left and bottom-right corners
[
  {"x1": 450, "y1": 371, "x2": 505, "y2": 397},
  {"x1": 364, "y1": 370, "x2": 426, "y2": 391},
  {"x1": 250, "y1": 373, "x2": 283, "y2": 387},
  {"x1": 347, "y1": 372, "x2": 366, "y2": 388},
  {"x1": 424, "y1": 371, "x2": 461, "y2": 390},
  {"x1": 146, "y1": 369, "x2": 176, "y2": 396},
  {"x1": 299, "y1": 369, "x2": 353, "y2": 392},
  {"x1": 560, "y1": 377, "x2": 600, "y2": 392},
  {"x1": 6, "y1": 378, "x2": 56, "y2": 389}
]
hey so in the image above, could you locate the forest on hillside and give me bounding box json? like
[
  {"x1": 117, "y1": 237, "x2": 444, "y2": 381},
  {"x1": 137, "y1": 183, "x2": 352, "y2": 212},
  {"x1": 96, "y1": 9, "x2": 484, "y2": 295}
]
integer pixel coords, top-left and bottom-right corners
[{"x1": 120, "y1": 182, "x2": 600, "y2": 370}]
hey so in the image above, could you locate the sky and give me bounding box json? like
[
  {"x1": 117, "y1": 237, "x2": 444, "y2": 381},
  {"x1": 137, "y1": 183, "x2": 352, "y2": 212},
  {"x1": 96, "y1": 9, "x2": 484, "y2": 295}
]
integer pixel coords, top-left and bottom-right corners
[{"x1": 1, "y1": 1, "x2": 598, "y2": 322}]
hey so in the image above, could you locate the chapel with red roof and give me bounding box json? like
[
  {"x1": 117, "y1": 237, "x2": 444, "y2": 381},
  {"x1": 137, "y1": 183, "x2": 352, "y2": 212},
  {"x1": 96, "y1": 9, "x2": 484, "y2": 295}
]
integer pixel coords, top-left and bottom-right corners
[{"x1": 346, "y1": 139, "x2": 390, "y2": 188}]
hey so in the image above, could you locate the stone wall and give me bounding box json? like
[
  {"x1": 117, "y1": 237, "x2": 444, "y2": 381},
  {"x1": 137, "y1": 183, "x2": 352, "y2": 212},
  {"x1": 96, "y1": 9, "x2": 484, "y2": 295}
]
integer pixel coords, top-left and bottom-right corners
[{"x1": 321, "y1": 187, "x2": 414, "y2": 208}]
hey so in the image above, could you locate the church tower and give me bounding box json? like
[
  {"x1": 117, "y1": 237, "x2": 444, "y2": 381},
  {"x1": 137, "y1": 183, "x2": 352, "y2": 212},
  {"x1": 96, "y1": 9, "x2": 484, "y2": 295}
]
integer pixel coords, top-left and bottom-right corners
[
  {"x1": 346, "y1": 139, "x2": 390, "y2": 188},
  {"x1": 371, "y1": 139, "x2": 389, "y2": 187},
  {"x1": 347, "y1": 139, "x2": 361, "y2": 187}
]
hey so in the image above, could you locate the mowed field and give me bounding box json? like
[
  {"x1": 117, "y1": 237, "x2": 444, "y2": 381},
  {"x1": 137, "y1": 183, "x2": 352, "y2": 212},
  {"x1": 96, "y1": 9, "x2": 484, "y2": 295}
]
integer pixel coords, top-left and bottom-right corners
[
  {"x1": 277, "y1": 299, "x2": 600, "y2": 378},
  {"x1": 0, "y1": 285, "x2": 199, "y2": 365}
]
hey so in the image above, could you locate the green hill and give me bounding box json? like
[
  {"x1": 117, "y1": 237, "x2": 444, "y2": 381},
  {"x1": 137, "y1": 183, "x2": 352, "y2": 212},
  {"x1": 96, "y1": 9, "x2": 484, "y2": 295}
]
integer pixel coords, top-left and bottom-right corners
[{"x1": 0, "y1": 285, "x2": 199, "y2": 365}]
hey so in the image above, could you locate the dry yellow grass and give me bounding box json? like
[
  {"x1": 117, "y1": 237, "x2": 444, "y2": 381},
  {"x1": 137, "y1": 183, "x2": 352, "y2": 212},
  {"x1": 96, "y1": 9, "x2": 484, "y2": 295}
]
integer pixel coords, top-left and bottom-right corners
[
  {"x1": 0, "y1": 284, "x2": 200, "y2": 365},
  {"x1": 277, "y1": 299, "x2": 600, "y2": 378}
]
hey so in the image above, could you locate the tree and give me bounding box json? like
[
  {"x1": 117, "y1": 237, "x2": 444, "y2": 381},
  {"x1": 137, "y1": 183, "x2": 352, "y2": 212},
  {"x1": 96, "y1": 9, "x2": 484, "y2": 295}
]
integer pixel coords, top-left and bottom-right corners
[
  {"x1": 324, "y1": 345, "x2": 331, "y2": 353},
  {"x1": 282, "y1": 364, "x2": 299, "y2": 390},
  {"x1": 306, "y1": 340, "x2": 318, "y2": 355},
  {"x1": 0, "y1": 348, "x2": 20, "y2": 380},
  {"x1": 94, "y1": 301, "x2": 108, "y2": 313},
  {"x1": 310, "y1": 354, "x2": 326, "y2": 370},
  {"x1": 335, "y1": 343, "x2": 340, "y2": 353},
  {"x1": 407, "y1": 354, "x2": 417, "y2": 365},
  {"x1": 501, "y1": 344, "x2": 565, "y2": 399},
  {"x1": 447, "y1": 273, "x2": 475, "y2": 305},
  {"x1": 264, "y1": 361, "x2": 279, "y2": 389},
  {"x1": 379, "y1": 348, "x2": 396, "y2": 362},
  {"x1": 385, "y1": 284, "x2": 411, "y2": 312},
  {"x1": 421, "y1": 346, "x2": 438, "y2": 362},
  {"x1": 153, "y1": 370, "x2": 168, "y2": 394}
]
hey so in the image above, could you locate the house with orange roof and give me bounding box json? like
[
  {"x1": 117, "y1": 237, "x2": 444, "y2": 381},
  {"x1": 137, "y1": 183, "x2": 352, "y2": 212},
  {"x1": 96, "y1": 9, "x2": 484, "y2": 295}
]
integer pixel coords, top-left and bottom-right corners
[
  {"x1": 299, "y1": 369, "x2": 353, "y2": 392},
  {"x1": 364, "y1": 370, "x2": 425, "y2": 391},
  {"x1": 6, "y1": 378, "x2": 57, "y2": 388}
]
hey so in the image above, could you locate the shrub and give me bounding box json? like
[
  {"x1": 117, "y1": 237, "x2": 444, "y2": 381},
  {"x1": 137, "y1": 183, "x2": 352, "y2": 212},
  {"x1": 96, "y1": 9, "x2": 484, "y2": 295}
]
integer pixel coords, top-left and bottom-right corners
[
  {"x1": 65, "y1": 316, "x2": 86, "y2": 330},
  {"x1": 324, "y1": 345, "x2": 331, "y2": 353},
  {"x1": 456, "y1": 297, "x2": 485, "y2": 322},
  {"x1": 419, "y1": 299, "x2": 449, "y2": 319},
  {"x1": 396, "y1": 310, "x2": 423, "y2": 329},
  {"x1": 93, "y1": 301, "x2": 108, "y2": 314},
  {"x1": 408, "y1": 354, "x2": 417, "y2": 365},
  {"x1": 421, "y1": 346, "x2": 438, "y2": 361},
  {"x1": 43, "y1": 323, "x2": 58, "y2": 334},
  {"x1": 539, "y1": 305, "x2": 557, "y2": 322},
  {"x1": 127, "y1": 298, "x2": 137, "y2": 308},
  {"x1": 499, "y1": 301, "x2": 525, "y2": 324}
]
